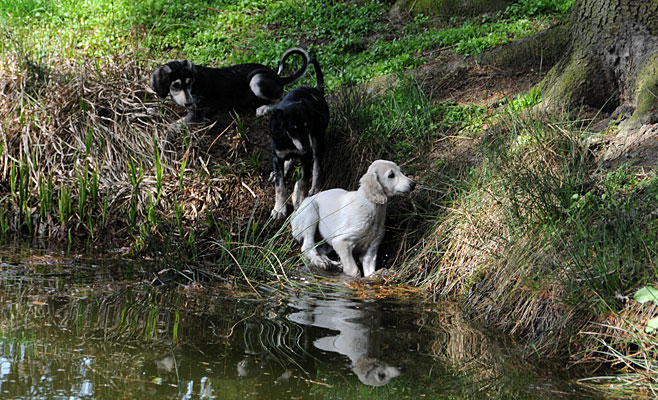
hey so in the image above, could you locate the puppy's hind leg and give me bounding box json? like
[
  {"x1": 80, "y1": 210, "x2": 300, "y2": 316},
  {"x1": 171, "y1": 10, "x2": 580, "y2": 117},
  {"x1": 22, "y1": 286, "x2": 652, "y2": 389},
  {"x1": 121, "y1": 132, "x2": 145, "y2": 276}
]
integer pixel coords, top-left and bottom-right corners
[
  {"x1": 292, "y1": 201, "x2": 338, "y2": 270},
  {"x1": 271, "y1": 156, "x2": 288, "y2": 220},
  {"x1": 292, "y1": 153, "x2": 312, "y2": 210},
  {"x1": 256, "y1": 102, "x2": 280, "y2": 118},
  {"x1": 250, "y1": 72, "x2": 284, "y2": 117},
  {"x1": 283, "y1": 159, "x2": 295, "y2": 178},
  {"x1": 308, "y1": 134, "x2": 322, "y2": 196},
  {"x1": 292, "y1": 180, "x2": 311, "y2": 211},
  {"x1": 302, "y1": 236, "x2": 338, "y2": 271},
  {"x1": 268, "y1": 159, "x2": 294, "y2": 184}
]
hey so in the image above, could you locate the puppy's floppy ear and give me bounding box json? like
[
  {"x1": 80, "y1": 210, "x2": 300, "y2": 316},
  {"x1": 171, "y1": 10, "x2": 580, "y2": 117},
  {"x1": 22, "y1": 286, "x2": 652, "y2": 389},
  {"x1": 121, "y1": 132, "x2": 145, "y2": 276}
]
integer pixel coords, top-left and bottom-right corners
[
  {"x1": 150, "y1": 65, "x2": 172, "y2": 98},
  {"x1": 360, "y1": 172, "x2": 387, "y2": 204},
  {"x1": 184, "y1": 60, "x2": 194, "y2": 73}
]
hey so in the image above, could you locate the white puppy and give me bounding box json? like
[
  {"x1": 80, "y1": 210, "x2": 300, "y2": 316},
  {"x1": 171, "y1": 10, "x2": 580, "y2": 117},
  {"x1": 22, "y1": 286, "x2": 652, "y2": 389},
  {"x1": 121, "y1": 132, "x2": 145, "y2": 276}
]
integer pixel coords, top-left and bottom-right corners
[{"x1": 291, "y1": 160, "x2": 415, "y2": 277}]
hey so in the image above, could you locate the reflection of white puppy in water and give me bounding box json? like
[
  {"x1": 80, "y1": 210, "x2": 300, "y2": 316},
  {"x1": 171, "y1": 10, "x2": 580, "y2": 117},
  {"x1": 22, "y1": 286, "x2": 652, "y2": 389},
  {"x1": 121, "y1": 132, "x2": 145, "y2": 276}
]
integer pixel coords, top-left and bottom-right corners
[
  {"x1": 291, "y1": 160, "x2": 415, "y2": 277},
  {"x1": 288, "y1": 298, "x2": 400, "y2": 386}
]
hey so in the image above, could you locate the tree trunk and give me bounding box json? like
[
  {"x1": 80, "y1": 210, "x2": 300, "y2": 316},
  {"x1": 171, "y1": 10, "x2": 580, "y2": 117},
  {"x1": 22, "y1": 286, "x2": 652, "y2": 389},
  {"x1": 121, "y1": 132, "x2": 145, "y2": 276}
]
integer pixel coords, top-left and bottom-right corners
[{"x1": 482, "y1": 0, "x2": 658, "y2": 131}]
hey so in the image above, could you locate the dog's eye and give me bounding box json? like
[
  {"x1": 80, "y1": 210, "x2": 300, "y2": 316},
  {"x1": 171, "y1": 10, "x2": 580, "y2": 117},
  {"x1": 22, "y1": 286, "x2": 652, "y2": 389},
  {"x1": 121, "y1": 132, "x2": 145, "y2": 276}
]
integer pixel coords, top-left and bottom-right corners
[
  {"x1": 171, "y1": 81, "x2": 181, "y2": 90},
  {"x1": 388, "y1": 172, "x2": 395, "y2": 179}
]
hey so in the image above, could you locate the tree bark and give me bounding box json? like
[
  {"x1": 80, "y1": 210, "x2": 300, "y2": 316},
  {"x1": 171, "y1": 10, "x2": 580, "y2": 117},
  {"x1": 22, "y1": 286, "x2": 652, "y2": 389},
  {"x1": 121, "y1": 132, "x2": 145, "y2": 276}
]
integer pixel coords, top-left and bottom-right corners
[{"x1": 482, "y1": 0, "x2": 658, "y2": 131}]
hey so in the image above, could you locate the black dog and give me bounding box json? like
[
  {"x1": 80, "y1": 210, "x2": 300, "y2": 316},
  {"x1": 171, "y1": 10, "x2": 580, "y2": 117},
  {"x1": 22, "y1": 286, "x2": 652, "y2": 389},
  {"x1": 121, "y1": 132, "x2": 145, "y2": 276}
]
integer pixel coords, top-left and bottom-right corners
[
  {"x1": 150, "y1": 48, "x2": 311, "y2": 124},
  {"x1": 269, "y1": 57, "x2": 329, "y2": 220}
]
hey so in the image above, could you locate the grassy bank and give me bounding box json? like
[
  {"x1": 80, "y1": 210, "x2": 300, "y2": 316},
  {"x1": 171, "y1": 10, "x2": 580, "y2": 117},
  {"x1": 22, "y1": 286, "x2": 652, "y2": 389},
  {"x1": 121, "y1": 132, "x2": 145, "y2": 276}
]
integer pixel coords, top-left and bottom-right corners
[
  {"x1": 398, "y1": 105, "x2": 658, "y2": 393},
  {"x1": 0, "y1": 0, "x2": 559, "y2": 270},
  {"x1": 1, "y1": 0, "x2": 657, "y2": 396}
]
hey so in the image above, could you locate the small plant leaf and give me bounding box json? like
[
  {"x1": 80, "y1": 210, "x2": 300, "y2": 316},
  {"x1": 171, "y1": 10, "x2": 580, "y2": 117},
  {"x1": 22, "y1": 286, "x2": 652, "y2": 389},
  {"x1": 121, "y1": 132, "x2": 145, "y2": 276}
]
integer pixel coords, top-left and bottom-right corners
[
  {"x1": 646, "y1": 317, "x2": 658, "y2": 334},
  {"x1": 634, "y1": 286, "x2": 658, "y2": 304}
]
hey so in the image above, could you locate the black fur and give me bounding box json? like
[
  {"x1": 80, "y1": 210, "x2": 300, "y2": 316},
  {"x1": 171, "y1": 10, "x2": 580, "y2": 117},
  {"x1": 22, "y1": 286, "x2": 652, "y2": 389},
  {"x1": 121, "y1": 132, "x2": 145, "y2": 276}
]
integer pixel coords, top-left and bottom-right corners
[
  {"x1": 269, "y1": 57, "x2": 329, "y2": 220},
  {"x1": 150, "y1": 48, "x2": 311, "y2": 123}
]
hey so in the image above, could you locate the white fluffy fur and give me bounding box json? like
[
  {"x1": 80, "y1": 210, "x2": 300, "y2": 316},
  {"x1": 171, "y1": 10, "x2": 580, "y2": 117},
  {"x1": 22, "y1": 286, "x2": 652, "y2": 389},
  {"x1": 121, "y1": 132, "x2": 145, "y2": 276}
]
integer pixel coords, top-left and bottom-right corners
[{"x1": 291, "y1": 160, "x2": 415, "y2": 277}]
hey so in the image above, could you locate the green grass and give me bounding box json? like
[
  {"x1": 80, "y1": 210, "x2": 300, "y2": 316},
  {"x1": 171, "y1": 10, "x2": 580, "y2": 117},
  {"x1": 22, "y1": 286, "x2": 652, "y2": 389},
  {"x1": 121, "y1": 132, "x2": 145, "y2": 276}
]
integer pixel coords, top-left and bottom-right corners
[
  {"x1": 331, "y1": 75, "x2": 441, "y2": 158},
  {"x1": 479, "y1": 108, "x2": 658, "y2": 314},
  {"x1": 438, "y1": 102, "x2": 489, "y2": 133},
  {"x1": 1, "y1": 0, "x2": 566, "y2": 88},
  {"x1": 505, "y1": 0, "x2": 576, "y2": 17}
]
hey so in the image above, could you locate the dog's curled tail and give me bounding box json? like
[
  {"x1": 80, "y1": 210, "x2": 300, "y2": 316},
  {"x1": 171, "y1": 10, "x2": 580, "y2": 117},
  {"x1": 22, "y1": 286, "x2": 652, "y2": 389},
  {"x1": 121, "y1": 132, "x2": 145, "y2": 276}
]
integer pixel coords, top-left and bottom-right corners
[
  {"x1": 310, "y1": 58, "x2": 325, "y2": 95},
  {"x1": 277, "y1": 47, "x2": 311, "y2": 86}
]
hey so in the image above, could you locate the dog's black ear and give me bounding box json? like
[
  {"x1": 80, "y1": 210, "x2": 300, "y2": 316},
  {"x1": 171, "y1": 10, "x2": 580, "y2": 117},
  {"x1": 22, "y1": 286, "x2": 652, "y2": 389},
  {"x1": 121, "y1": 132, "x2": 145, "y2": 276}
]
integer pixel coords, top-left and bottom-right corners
[
  {"x1": 184, "y1": 60, "x2": 194, "y2": 74},
  {"x1": 150, "y1": 65, "x2": 172, "y2": 98},
  {"x1": 360, "y1": 172, "x2": 387, "y2": 204}
]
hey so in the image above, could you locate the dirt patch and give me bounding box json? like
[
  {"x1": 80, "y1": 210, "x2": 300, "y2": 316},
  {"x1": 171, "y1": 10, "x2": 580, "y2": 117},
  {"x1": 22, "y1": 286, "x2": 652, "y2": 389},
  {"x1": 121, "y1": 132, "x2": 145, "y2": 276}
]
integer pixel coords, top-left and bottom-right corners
[{"x1": 414, "y1": 54, "x2": 545, "y2": 106}]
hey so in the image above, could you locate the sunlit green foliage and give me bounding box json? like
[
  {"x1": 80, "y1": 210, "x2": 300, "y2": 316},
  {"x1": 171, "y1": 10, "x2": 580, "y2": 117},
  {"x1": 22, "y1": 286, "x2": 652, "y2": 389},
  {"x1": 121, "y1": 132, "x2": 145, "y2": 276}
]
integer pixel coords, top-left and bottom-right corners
[
  {"x1": 0, "y1": 0, "x2": 567, "y2": 88},
  {"x1": 505, "y1": 0, "x2": 577, "y2": 17}
]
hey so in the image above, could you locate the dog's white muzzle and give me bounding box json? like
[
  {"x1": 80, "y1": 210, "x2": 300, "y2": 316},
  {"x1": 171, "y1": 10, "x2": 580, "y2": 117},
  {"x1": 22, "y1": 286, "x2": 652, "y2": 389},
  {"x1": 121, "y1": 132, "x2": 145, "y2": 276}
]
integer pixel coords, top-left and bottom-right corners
[{"x1": 171, "y1": 87, "x2": 195, "y2": 109}]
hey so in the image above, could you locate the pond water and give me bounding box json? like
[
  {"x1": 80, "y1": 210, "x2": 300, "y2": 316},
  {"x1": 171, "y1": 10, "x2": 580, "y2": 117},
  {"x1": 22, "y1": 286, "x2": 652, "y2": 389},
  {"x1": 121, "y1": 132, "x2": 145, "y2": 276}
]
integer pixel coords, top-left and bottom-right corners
[{"x1": 0, "y1": 253, "x2": 601, "y2": 399}]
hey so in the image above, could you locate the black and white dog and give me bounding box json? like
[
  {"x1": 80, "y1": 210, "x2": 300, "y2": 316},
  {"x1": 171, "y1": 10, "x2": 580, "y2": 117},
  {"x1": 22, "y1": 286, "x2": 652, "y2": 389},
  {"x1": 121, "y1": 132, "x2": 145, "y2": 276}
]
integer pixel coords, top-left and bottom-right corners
[
  {"x1": 269, "y1": 57, "x2": 329, "y2": 221},
  {"x1": 150, "y1": 48, "x2": 311, "y2": 124}
]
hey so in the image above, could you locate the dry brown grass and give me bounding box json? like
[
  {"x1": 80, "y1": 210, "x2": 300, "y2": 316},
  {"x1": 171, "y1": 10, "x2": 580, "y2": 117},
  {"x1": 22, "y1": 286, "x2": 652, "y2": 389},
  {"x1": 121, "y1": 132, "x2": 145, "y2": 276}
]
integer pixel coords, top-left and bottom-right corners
[
  {"x1": 0, "y1": 47, "x2": 423, "y2": 266},
  {"x1": 576, "y1": 302, "x2": 658, "y2": 395},
  {"x1": 0, "y1": 50, "x2": 276, "y2": 247},
  {"x1": 389, "y1": 111, "x2": 604, "y2": 358},
  {"x1": 401, "y1": 175, "x2": 588, "y2": 356}
]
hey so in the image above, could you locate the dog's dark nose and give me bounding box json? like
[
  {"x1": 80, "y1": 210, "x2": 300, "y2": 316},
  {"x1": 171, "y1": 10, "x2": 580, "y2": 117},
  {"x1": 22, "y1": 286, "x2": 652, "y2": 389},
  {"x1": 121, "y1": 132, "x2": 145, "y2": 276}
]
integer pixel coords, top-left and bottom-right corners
[
  {"x1": 184, "y1": 101, "x2": 194, "y2": 108},
  {"x1": 410, "y1": 180, "x2": 416, "y2": 191}
]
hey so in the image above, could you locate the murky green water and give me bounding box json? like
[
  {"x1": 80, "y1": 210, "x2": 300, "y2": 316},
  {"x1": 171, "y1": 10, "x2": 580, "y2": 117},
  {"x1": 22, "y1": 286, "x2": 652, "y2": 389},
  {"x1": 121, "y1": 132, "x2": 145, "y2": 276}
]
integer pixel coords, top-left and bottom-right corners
[{"x1": 0, "y1": 253, "x2": 600, "y2": 399}]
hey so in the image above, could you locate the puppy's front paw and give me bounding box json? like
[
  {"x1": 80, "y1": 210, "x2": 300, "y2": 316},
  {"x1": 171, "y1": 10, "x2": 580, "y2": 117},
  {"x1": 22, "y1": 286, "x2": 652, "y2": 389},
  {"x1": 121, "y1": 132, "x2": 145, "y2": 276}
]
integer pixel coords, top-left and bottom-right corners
[
  {"x1": 256, "y1": 105, "x2": 272, "y2": 118},
  {"x1": 310, "y1": 255, "x2": 341, "y2": 271},
  {"x1": 342, "y1": 267, "x2": 361, "y2": 277},
  {"x1": 270, "y1": 207, "x2": 287, "y2": 221},
  {"x1": 168, "y1": 118, "x2": 187, "y2": 133}
]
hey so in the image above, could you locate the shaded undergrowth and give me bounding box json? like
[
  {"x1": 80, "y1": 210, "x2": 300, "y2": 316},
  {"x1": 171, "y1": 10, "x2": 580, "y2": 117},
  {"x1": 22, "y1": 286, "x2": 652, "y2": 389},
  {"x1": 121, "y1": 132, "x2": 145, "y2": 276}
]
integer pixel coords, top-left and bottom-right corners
[{"x1": 395, "y1": 104, "x2": 658, "y2": 394}]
